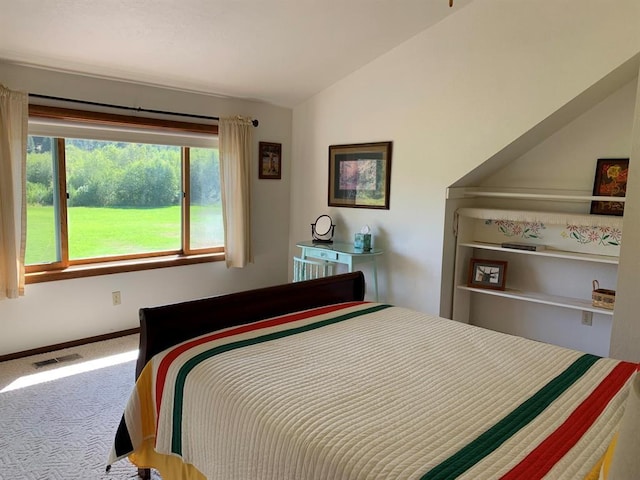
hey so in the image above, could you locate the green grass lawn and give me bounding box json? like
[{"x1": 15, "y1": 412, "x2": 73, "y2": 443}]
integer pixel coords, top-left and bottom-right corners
[{"x1": 26, "y1": 205, "x2": 224, "y2": 264}]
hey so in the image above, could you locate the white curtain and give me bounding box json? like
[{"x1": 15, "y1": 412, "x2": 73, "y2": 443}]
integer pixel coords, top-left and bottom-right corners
[
  {"x1": 219, "y1": 116, "x2": 253, "y2": 268},
  {"x1": 0, "y1": 85, "x2": 28, "y2": 299}
]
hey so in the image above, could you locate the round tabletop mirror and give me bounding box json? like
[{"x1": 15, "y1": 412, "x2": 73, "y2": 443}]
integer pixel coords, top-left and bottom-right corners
[
  {"x1": 312, "y1": 215, "x2": 335, "y2": 243},
  {"x1": 315, "y1": 215, "x2": 332, "y2": 236}
]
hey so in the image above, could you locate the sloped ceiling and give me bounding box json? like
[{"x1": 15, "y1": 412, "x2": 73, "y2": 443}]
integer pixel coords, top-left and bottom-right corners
[
  {"x1": 0, "y1": 0, "x2": 473, "y2": 108},
  {"x1": 450, "y1": 54, "x2": 640, "y2": 188}
]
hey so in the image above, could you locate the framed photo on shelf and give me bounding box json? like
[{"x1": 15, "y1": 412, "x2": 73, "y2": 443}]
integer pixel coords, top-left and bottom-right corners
[
  {"x1": 467, "y1": 258, "x2": 508, "y2": 291},
  {"x1": 590, "y1": 158, "x2": 629, "y2": 216},
  {"x1": 259, "y1": 141, "x2": 282, "y2": 179},
  {"x1": 328, "y1": 141, "x2": 392, "y2": 209}
]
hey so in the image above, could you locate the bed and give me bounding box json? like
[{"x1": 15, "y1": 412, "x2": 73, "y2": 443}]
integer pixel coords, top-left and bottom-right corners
[{"x1": 108, "y1": 272, "x2": 639, "y2": 479}]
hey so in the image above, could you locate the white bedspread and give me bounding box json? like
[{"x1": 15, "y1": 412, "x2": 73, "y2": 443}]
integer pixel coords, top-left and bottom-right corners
[{"x1": 109, "y1": 302, "x2": 638, "y2": 479}]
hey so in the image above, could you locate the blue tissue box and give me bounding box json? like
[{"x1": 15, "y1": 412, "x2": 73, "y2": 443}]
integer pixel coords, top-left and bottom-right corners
[{"x1": 354, "y1": 233, "x2": 371, "y2": 251}]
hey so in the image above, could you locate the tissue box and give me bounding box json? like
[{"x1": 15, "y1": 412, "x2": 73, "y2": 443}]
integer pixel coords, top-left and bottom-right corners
[{"x1": 354, "y1": 233, "x2": 371, "y2": 251}]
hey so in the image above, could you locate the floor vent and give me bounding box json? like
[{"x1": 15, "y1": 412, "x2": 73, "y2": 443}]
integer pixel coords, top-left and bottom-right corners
[{"x1": 33, "y1": 353, "x2": 83, "y2": 369}]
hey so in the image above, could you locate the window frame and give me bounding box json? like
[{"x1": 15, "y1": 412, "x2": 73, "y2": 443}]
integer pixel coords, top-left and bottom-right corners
[{"x1": 25, "y1": 105, "x2": 224, "y2": 284}]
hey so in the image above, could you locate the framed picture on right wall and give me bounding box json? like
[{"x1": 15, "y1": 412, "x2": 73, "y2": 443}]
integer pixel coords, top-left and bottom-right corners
[
  {"x1": 467, "y1": 258, "x2": 508, "y2": 291},
  {"x1": 590, "y1": 158, "x2": 629, "y2": 216}
]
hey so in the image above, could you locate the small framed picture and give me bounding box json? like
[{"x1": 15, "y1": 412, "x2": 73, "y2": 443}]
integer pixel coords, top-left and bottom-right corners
[
  {"x1": 468, "y1": 258, "x2": 508, "y2": 290},
  {"x1": 259, "y1": 141, "x2": 282, "y2": 179},
  {"x1": 590, "y1": 158, "x2": 629, "y2": 216}
]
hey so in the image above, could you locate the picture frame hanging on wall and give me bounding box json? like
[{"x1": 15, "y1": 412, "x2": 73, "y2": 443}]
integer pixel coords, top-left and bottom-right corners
[
  {"x1": 328, "y1": 141, "x2": 392, "y2": 209},
  {"x1": 259, "y1": 141, "x2": 282, "y2": 179},
  {"x1": 590, "y1": 158, "x2": 629, "y2": 216}
]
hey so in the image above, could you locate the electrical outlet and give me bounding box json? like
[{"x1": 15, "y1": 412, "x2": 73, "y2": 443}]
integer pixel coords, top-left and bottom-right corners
[
  {"x1": 581, "y1": 311, "x2": 593, "y2": 326},
  {"x1": 112, "y1": 291, "x2": 121, "y2": 306}
]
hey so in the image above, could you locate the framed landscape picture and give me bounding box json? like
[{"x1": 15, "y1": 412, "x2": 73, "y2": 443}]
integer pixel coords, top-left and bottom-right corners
[
  {"x1": 590, "y1": 158, "x2": 629, "y2": 216},
  {"x1": 259, "y1": 142, "x2": 282, "y2": 179},
  {"x1": 328, "y1": 141, "x2": 392, "y2": 209}
]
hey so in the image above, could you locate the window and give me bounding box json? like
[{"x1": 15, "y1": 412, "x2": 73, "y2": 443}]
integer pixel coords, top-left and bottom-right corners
[{"x1": 25, "y1": 106, "x2": 224, "y2": 282}]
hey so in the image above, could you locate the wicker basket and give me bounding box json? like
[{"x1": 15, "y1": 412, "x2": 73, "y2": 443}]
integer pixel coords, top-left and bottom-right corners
[{"x1": 592, "y1": 280, "x2": 615, "y2": 310}]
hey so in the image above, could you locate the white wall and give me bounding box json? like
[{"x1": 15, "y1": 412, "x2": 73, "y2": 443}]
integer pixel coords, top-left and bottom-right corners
[
  {"x1": 290, "y1": 0, "x2": 640, "y2": 321},
  {"x1": 0, "y1": 63, "x2": 292, "y2": 356},
  {"x1": 610, "y1": 68, "x2": 640, "y2": 362},
  {"x1": 480, "y1": 80, "x2": 636, "y2": 193}
]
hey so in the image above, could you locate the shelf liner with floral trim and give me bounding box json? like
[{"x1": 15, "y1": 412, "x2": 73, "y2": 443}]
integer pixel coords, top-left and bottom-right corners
[
  {"x1": 456, "y1": 208, "x2": 622, "y2": 252},
  {"x1": 456, "y1": 208, "x2": 623, "y2": 229}
]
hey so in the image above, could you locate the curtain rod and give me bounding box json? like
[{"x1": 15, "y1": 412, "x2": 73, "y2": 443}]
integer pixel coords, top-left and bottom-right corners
[{"x1": 28, "y1": 93, "x2": 259, "y2": 127}]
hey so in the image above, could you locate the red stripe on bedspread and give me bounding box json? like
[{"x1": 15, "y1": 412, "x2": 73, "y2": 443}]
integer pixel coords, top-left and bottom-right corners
[
  {"x1": 500, "y1": 361, "x2": 638, "y2": 480},
  {"x1": 154, "y1": 301, "x2": 367, "y2": 420}
]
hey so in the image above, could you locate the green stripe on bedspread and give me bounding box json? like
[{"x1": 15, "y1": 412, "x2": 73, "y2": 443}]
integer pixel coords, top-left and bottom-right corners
[
  {"x1": 171, "y1": 303, "x2": 392, "y2": 454},
  {"x1": 421, "y1": 353, "x2": 600, "y2": 480}
]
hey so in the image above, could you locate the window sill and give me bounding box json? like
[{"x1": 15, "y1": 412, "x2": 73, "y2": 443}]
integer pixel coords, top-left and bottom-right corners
[{"x1": 25, "y1": 252, "x2": 225, "y2": 284}]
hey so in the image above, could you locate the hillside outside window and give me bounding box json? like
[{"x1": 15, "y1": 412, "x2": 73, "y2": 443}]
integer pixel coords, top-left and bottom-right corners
[{"x1": 25, "y1": 105, "x2": 223, "y2": 282}]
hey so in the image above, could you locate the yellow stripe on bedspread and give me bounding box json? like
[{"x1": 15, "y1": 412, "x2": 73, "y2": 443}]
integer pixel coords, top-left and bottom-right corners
[{"x1": 128, "y1": 361, "x2": 207, "y2": 480}]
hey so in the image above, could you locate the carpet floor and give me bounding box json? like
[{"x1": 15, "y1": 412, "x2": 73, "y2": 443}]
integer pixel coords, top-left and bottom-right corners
[{"x1": 0, "y1": 335, "x2": 160, "y2": 479}]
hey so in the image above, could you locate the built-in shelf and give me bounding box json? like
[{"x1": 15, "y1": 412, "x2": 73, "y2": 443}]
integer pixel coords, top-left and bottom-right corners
[
  {"x1": 456, "y1": 285, "x2": 614, "y2": 316},
  {"x1": 447, "y1": 186, "x2": 626, "y2": 203},
  {"x1": 463, "y1": 191, "x2": 626, "y2": 202},
  {"x1": 458, "y1": 241, "x2": 619, "y2": 264},
  {"x1": 452, "y1": 206, "x2": 621, "y2": 328}
]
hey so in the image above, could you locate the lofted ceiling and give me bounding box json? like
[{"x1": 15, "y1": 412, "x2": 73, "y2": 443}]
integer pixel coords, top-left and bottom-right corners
[{"x1": 0, "y1": 0, "x2": 472, "y2": 108}]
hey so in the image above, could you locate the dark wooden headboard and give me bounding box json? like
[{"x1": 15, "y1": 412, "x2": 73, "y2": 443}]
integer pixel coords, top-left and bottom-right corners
[{"x1": 136, "y1": 271, "x2": 366, "y2": 377}]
